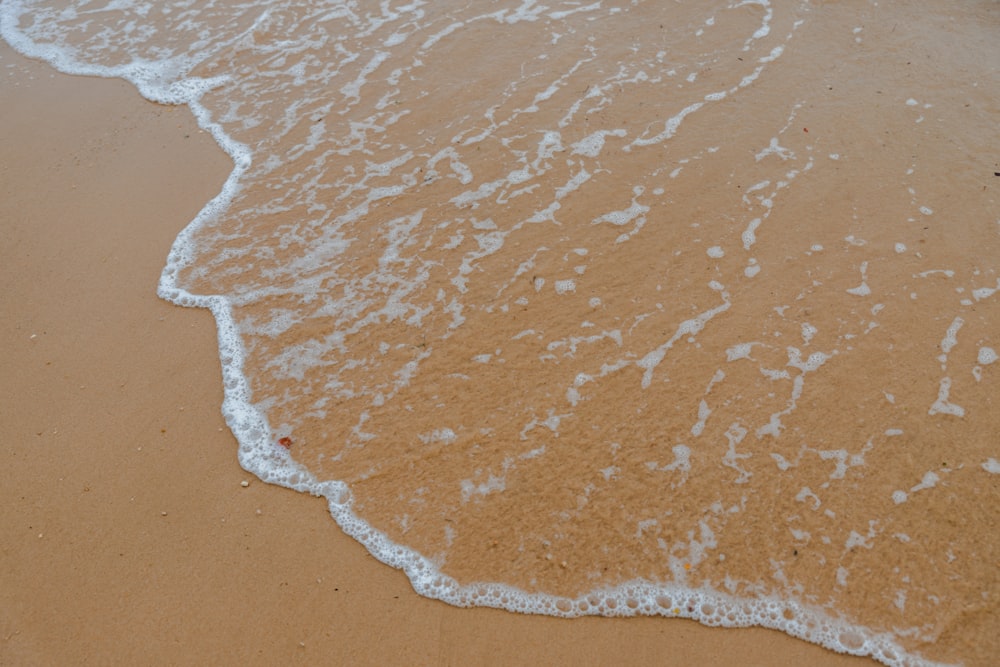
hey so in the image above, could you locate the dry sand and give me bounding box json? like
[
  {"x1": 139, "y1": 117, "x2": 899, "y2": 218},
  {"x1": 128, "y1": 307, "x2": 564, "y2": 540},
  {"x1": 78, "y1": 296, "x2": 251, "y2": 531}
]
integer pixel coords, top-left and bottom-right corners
[{"x1": 0, "y1": 40, "x2": 883, "y2": 666}]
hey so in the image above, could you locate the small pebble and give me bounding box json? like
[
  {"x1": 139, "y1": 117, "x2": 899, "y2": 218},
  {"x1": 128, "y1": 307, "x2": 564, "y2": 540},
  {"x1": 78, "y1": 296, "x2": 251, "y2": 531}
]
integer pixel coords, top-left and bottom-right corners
[
  {"x1": 241, "y1": 480, "x2": 250, "y2": 487},
  {"x1": 160, "y1": 511, "x2": 167, "y2": 516}
]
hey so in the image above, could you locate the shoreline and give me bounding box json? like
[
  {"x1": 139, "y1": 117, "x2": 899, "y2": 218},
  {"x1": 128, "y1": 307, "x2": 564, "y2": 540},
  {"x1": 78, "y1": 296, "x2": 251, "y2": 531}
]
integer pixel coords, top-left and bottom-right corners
[{"x1": 0, "y1": 42, "x2": 876, "y2": 665}]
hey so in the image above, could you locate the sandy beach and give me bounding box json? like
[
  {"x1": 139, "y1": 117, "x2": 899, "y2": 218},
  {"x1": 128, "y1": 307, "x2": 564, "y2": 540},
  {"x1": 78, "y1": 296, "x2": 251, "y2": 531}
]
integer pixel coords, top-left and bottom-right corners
[{"x1": 0, "y1": 41, "x2": 881, "y2": 666}]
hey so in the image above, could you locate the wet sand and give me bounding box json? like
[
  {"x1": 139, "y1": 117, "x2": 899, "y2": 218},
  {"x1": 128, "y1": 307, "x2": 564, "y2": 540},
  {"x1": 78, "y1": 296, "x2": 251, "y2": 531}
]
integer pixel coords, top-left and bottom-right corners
[{"x1": 0, "y1": 42, "x2": 876, "y2": 666}]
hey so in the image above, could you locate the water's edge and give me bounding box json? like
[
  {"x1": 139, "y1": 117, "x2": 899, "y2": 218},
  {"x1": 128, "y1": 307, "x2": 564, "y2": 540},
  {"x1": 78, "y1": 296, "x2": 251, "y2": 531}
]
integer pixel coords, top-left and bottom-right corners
[{"x1": 0, "y1": 6, "x2": 940, "y2": 666}]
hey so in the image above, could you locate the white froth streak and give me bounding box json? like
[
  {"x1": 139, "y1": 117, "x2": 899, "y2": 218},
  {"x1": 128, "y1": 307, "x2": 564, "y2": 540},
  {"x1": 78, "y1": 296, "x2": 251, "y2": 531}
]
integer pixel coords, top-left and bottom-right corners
[
  {"x1": 928, "y1": 377, "x2": 964, "y2": 417},
  {"x1": 586, "y1": 184, "x2": 649, "y2": 243},
  {"x1": 638, "y1": 285, "x2": 731, "y2": 388},
  {"x1": 892, "y1": 471, "x2": 942, "y2": 505},
  {"x1": 547, "y1": 1, "x2": 602, "y2": 20},
  {"x1": 973, "y1": 277, "x2": 1000, "y2": 301},
  {"x1": 0, "y1": 3, "x2": 232, "y2": 105},
  {"x1": 846, "y1": 261, "x2": 871, "y2": 297},
  {"x1": 937, "y1": 316, "x2": 964, "y2": 367},
  {"x1": 340, "y1": 50, "x2": 390, "y2": 103},
  {"x1": 737, "y1": 0, "x2": 774, "y2": 44},
  {"x1": 571, "y1": 129, "x2": 627, "y2": 158},
  {"x1": 691, "y1": 400, "x2": 711, "y2": 437},
  {"x1": 754, "y1": 137, "x2": 793, "y2": 162},
  {"x1": 756, "y1": 347, "x2": 832, "y2": 439},
  {"x1": 629, "y1": 45, "x2": 785, "y2": 150}
]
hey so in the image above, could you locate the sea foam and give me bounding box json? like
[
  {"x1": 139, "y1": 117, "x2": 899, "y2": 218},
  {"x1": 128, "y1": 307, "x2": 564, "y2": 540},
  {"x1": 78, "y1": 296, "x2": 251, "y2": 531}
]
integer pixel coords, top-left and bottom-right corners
[{"x1": 4, "y1": 2, "x2": 997, "y2": 665}]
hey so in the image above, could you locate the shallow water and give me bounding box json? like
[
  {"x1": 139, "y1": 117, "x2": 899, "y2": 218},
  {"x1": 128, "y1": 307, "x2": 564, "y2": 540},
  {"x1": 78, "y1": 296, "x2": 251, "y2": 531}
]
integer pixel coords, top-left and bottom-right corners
[{"x1": 3, "y1": 1, "x2": 998, "y2": 664}]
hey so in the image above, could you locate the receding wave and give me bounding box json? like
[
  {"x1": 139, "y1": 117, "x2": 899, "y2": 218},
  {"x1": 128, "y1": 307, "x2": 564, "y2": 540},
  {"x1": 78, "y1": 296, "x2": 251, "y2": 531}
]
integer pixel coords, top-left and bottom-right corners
[{"x1": 3, "y1": 1, "x2": 997, "y2": 665}]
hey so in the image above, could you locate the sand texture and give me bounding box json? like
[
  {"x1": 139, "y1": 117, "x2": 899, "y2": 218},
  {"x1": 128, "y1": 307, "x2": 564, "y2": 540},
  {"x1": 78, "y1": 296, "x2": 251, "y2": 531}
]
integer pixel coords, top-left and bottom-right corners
[{"x1": 0, "y1": 42, "x2": 884, "y2": 666}]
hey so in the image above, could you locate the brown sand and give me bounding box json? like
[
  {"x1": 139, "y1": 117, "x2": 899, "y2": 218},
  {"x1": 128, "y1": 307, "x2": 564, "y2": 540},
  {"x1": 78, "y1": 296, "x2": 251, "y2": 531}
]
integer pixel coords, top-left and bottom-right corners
[
  {"x1": 136, "y1": 3, "x2": 997, "y2": 664},
  {"x1": 0, "y1": 43, "x2": 877, "y2": 666}
]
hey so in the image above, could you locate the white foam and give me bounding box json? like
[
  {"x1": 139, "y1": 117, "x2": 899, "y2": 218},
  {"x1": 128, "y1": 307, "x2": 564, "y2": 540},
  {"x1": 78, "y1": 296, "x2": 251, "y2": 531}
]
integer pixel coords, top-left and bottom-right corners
[
  {"x1": 788, "y1": 347, "x2": 830, "y2": 372},
  {"x1": 572, "y1": 129, "x2": 626, "y2": 157},
  {"x1": 419, "y1": 428, "x2": 457, "y2": 445},
  {"x1": 937, "y1": 317, "x2": 964, "y2": 366},
  {"x1": 972, "y1": 278, "x2": 1000, "y2": 301},
  {"x1": 663, "y1": 445, "x2": 691, "y2": 473},
  {"x1": 754, "y1": 137, "x2": 793, "y2": 162},
  {"x1": 638, "y1": 292, "x2": 732, "y2": 388},
  {"x1": 846, "y1": 261, "x2": 871, "y2": 296},
  {"x1": 630, "y1": 101, "x2": 704, "y2": 147},
  {"x1": 726, "y1": 342, "x2": 757, "y2": 361},
  {"x1": 928, "y1": 377, "x2": 964, "y2": 417},
  {"x1": 721, "y1": 423, "x2": 752, "y2": 483},
  {"x1": 771, "y1": 453, "x2": 792, "y2": 471},
  {"x1": 910, "y1": 471, "x2": 940, "y2": 493},
  {"x1": 460, "y1": 473, "x2": 507, "y2": 502},
  {"x1": 592, "y1": 196, "x2": 649, "y2": 228},
  {"x1": 796, "y1": 487, "x2": 821, "y2": 510},
  {"x1": 691, "y1": 400, "x2": 711, "y2": 436},
  {"x1": 554, "y1": 279, "x2": 576, "y2": 295}
]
